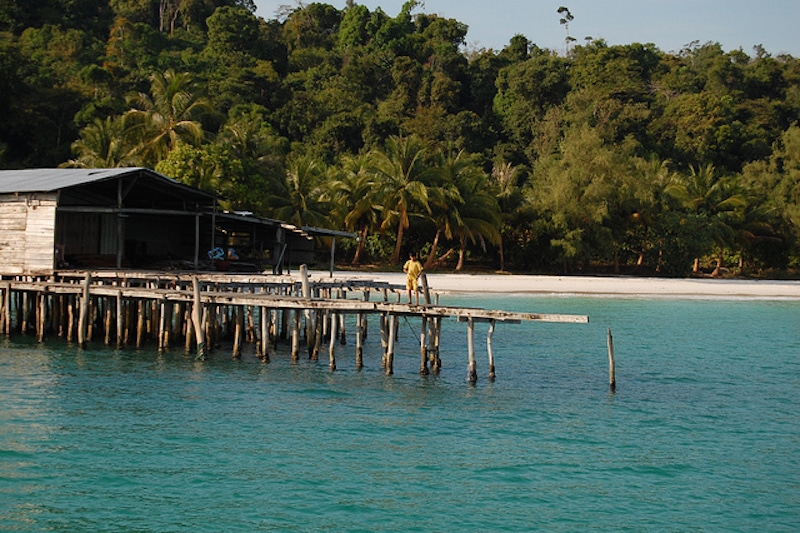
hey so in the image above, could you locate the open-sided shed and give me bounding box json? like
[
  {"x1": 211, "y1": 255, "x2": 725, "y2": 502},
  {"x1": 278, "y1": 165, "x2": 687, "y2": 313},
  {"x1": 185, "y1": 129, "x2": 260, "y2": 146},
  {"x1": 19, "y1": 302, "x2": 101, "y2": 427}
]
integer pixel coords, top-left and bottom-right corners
[{"x1": 0, "y1": 168, "x2": 313, "y2": 276}]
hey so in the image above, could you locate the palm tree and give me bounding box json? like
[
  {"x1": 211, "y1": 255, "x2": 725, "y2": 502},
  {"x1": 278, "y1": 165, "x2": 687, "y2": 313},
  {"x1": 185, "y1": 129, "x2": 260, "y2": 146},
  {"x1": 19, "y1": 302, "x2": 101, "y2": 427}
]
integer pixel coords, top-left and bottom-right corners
[
  {"x1": 373, "y1": 135, "x2": 435, "y2": 264},
  {"x1": 667, "y1": 164, "x2": 747, "y2": 275},
  {"x1": 491, "y1": 161, "x2": 523, "y2": 272},
  {"x1": 449, "y1": 153, "x2": 503, "y2": 271},
  {"x1": 124, "y1": 70, "x2": 210, "y2": 167},
  {"x1": 270, "y1": 155, "x2": 330, "y2": 228},
  {"x1": 327, "y1": 153, "x2": 383, "y2": 265},
  {"x1": 62, "y1": 116, "x2": 141, "y2": 168},
  {"x1": 424, "y1": 149, "x2": 466, "y2": 269}
]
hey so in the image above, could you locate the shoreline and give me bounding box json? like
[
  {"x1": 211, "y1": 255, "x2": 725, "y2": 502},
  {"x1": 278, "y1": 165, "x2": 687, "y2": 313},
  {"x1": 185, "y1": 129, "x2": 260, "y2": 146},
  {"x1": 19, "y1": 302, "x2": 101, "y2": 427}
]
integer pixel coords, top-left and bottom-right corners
[{"x1": 316, "y1": 270, "x2": 800, "y2": 300}]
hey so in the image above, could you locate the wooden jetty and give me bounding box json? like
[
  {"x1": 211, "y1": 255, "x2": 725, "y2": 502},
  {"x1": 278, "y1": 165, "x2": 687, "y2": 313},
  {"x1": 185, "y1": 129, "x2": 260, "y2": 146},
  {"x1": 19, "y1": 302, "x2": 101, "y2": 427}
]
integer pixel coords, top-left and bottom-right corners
[{"x1": 0, "y1": 268, "x2": 588, "y2": 382}]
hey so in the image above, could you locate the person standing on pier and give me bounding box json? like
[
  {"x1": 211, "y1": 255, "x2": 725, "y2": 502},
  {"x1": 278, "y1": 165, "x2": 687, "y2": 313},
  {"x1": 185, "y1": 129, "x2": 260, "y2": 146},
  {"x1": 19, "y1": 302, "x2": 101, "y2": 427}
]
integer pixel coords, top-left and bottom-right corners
[{"x1": 403, "y1": 252, "x2": 424, "y2": 305}]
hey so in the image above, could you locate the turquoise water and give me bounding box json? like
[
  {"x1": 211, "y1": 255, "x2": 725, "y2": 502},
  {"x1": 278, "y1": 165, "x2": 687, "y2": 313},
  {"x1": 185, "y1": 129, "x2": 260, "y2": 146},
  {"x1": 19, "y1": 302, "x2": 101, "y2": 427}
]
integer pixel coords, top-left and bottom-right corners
[{"x1": 1, "y1": 295, "x2": 799, "y2": 531}]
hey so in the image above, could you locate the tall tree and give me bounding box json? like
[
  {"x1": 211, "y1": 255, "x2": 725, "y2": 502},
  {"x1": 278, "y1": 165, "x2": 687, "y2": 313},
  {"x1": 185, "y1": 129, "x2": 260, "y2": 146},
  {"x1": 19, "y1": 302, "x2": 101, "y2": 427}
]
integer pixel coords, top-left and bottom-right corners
[
  {"x1": 373, "y1": 135, "x2": 434, "y2": 263},
  {"x1": 124, "y1": 69, "x2": 210, "y2": 167},
  {"x1": 667, "y1": 164, "x2": 747, "y2": 275}
]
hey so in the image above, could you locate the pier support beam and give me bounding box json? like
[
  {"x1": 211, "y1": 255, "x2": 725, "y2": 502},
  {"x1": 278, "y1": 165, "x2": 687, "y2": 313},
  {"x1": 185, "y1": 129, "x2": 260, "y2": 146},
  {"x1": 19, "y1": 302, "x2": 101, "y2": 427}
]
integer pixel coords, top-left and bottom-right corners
[
  {"x1": 466, "y1": 317, "x2": 477, "y2": 383},
  {"x1": 487, "y1": 320, "x2": 496, "y2": 380},
  {"x1": 385, "y1": 314, "x2": 396, "y2": 375},
  {"x1": 328, "y1": 312, "x2": 337, "y2": 371},
  {"x1": 607, "y1": 328, "x2": 616, "y2": 392},
  {"x1": 191, "y1": 276, "x2": 206, "y2": 360},
  {"x1": 77, "y1": 273, "x2": 92, "y2": 349},
  {"x1": 419, "y1": 315, "x2": 429, "y2": 375}
]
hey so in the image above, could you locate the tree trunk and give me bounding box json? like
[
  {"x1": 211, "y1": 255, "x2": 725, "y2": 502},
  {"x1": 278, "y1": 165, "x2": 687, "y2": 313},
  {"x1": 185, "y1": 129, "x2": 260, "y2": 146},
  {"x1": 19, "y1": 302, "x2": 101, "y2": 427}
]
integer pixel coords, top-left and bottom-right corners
[
  {"x1": 693, "y1": 257, "x2": 700, "y2": 274},
  {"x1": 498, "y1": 236, "x2": 505, "y2": 272},
  {"x1": 636, "y1": 227, "x2": 649, "y2": 270},
  {"x1": 424, "y1": 229, "x2": 442, "y2": 269},
  {"x1": 455, "y1": 236, "x2": 466, "y2": 271},
  {"x1": 711, "y1": 246, "x2": 724, "y2": 277},
  {"x1": 351, "y1": 226, "x2": 367, "y2": 265},
  {"x1": 392, "y1": 217, "x2": 406, "y2": 264}
]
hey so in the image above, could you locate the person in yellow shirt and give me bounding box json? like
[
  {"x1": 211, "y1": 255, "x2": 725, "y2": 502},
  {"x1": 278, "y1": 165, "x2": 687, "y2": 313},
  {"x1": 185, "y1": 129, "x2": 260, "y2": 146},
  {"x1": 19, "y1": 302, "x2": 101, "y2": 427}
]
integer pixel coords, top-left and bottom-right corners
[{"x1": 403, "y1": 251, "x2": 424, "y2": 305}]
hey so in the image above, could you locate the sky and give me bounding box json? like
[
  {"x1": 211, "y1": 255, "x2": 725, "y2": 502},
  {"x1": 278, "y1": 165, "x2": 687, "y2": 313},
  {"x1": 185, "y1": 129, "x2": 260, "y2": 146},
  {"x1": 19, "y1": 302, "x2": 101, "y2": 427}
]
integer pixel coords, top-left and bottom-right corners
[{"x1": 252, "y1": 0, "x2": 800, "y2": 57}]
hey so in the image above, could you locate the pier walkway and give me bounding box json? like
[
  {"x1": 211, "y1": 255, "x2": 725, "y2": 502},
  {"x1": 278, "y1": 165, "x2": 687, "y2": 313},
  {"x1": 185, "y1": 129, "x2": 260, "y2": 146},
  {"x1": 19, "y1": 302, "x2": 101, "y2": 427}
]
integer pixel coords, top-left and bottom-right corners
[{"x1": 1, "y1": 268, "x2": 588, "y2": 382}]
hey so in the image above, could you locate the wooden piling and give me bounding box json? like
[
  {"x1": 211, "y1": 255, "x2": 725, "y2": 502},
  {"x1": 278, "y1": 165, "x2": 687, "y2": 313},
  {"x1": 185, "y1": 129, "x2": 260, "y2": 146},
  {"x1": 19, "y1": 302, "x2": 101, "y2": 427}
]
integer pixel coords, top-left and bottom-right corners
[
  {"x1": 77, "y1": 273, "x2": 91, "y2": 348},
  {"x1": 607, "y1": 328, "x2": 616, "y2": 391},
  {"x1": 3, "y1": 282, "x2": 11, "y2": 336},
  {"x1": 466, "y1": 317, "x2": 477, "y2": 383},
  {"x1": 419, "y1": 315, "x2": 429, "y2": 375},
  {"x1": 355, "y1": 312, "x2": 364, "y2": 369},
  {"x1": 328, "y1": 312, "x2": 337, "y2": 371},
  {"x1": 291, "y1": 309, "x2": 301, "y2": 361},
  {"x1": 260, "y1": 306, "x2": 270, "y2": 362},
  {"x1": 191, "y1": 276, "x2": 206, "y2": 360},
  {"x1": 385, "y1": 314, "x2": 396, "y2": 375},
  {"x1": 232, "y1": 305, "x2": 244, "y2": 359},
  {"x1": 487, "y1": 319, "x2": 496, "y2": 380}
]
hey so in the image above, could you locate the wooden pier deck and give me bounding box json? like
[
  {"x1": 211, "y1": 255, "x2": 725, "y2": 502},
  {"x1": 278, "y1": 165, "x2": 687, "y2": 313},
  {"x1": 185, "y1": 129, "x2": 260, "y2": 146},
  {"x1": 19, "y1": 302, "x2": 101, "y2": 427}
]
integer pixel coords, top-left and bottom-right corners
[{"x1": 0, "y1": 269, "x2": 589, "y2": 382}]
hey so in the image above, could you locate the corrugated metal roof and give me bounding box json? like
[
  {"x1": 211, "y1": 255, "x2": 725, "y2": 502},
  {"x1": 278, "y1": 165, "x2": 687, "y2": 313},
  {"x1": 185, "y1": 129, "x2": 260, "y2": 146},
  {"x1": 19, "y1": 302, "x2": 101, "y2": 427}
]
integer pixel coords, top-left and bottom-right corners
[
  {"x1": 0, "y1": 168, "x2": 217, "y2": 201},
  {"x1": 0, "y1": 168, "x2": 147, "y2": 193}
]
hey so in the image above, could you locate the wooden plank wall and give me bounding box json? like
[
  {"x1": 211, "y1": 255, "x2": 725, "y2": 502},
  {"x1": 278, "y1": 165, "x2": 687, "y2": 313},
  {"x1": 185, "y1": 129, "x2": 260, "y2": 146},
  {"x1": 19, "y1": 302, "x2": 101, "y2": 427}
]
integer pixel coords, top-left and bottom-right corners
[{"x1": 0, "y1": 194, "x2": 57, "y2": 276}]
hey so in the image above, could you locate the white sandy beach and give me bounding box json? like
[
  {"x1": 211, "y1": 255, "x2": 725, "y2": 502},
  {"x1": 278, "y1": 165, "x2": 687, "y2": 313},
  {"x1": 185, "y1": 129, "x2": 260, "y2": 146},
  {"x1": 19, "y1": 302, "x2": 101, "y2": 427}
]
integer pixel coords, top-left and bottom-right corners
[{"x1": 316, "y1": 270, "x2": 800, "y2": 299}]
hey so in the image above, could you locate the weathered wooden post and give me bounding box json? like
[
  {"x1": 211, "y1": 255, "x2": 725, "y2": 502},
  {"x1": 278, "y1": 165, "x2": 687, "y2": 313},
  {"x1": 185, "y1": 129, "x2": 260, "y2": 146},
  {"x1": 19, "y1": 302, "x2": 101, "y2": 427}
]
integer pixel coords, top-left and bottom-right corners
[
  {"x1": 36, "y1": 293, "x2": 46, "y2": 343},
  {"x1": 135, "y1": 300, "x2": 146, "y2": 349},
  {"x1": 260, "y1": 306, "x2": 271, "y2": 362},
  {"x1": 300, "y1": 265, "x2": 315, "y2": 355},
  {"x1": 157, "y1": 297, "x2": 167, "y2": 352},
  {"x1": 328, "y1": 311, "x2": 338, "y2": 371},
  {"x1": 355, "y1": 312, "x2": 364, "y2": 369},
  {"x1": 607, "y1": 328, "x2": 616, "y2": 391},
  {"x1": 380, "y1": 313, "x2": 389, "y2": 368},
  {"x1": 3, "y1": 282, "x2": 11, "y2": 336},
  {"x1": 191, "y1": 276, "x2": 206, "y2": 360},
  {"x1": 291, "y1": 309, "x2": 301, "y2": 361},
  {"x1": 419, "y1": 314, "x2": 429, "y2": 375},
  {"x1": 385, "y1": 314, "x2": 396, "y2": 375},
  {"x1": 232, "y1": 306, "x2": 244, "y2": 359},
  {"x1": 432, "y1": 317, "x2": 442, "y2": 372},
  {"x1": 487, "y1": 319, "x2": 496, "y2": 380},
  {"x1": 77, "y1": 273, "x2": 92, "y2": 349},
  {"x1": 104, "y1": 296, "x2": 113, "y2": 346},
  {"x1": 466, "y1": 316, "x2": 477, "y2": 383},
  {"x1": 116, "y1": 291, "x2": 124, "y2": 349}
]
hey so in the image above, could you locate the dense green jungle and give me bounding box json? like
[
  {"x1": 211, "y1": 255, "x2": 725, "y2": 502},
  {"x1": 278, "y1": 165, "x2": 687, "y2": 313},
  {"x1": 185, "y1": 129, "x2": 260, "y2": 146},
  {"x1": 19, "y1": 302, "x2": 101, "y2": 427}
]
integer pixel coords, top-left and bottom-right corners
[{"x1": 2, "y1": 0, "x2": 800, "y2": 277}]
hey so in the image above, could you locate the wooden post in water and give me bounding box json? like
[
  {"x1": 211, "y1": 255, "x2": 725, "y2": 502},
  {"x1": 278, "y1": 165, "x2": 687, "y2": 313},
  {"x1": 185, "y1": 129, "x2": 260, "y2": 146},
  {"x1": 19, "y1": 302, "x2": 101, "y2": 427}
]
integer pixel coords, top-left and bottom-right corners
[
  {"x1": 191, "y1": 276, "x2": 206, "y2": 360},
  {"x1": 385, "y1": 314, "x2": 396, "y2": 375},
  {"x1": 328, "y1": 312, "x2": 337, "y2": 371},
  {"x1": 36, "y1": 293, "x2": 45, "y2": 343},
  {"x1": 466, "y1": 316, "x2": 477, "y2": 383},
  {"x1": 419, "y1": 315, "x2": 429, "y2": 375},
  {"x1": 291, "y1": 309, "x2": 301, "y2": 361},
  {"x1": 66, "y1": 296, "x2": 75, "y2": 343},
  {"x1": 135, "y1": 300, "x2": 145, "y2": 349},
  {"x1": 77, "y1": 273, "x2": 92, "y2": 348},
  {"x1": 232, "y1": 305, "x2": 244, "y2": 359},
  {"x1": 104, "y1": 297, "x2": 113, "y2": 346},
  {"x1": 260, "y1": 306, "x2": 270, "y2": 362},
  {"x1": 380, "y1": 313, "x2": 388, "y2": 369},
  {"x1": 355, "y1": 313, "x2": 364, "y2": 369},
  {"x1": 115, "y1": 292, "x2": 124, "y2": 349},
  {"x1": 157, "y1": 297, "x2": 167, "y2": 352},
  {"x1": 607, "y1": 328, "x2": 616, "y2": 391},
  {"x1": 3, "y1": 282, "x2": 10, "y2": 336},
  {"x1": 487, "y1": 319, "x2": 496, "y2": 380}
]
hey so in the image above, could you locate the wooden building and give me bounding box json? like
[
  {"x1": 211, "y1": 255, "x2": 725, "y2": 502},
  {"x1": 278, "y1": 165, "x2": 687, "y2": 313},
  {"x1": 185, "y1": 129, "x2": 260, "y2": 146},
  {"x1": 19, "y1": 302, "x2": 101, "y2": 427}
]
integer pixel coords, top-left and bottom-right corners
[{"x1": 0, "y1": 168, "x2": 314, "y2": 276}]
